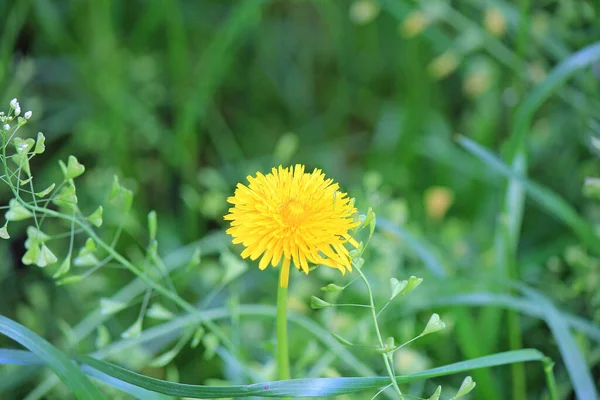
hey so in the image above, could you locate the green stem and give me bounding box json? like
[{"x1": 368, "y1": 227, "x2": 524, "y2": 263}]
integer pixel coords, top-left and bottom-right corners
[
  {"x1": 543, "y1": 358, "x2": 559, "y2": 400},
  {"x1": 356, "y1": 267, "x2": 403, "y2": 399},
  {"x1": 276, "y1": 275, "x2": 291, "y2": 383}
]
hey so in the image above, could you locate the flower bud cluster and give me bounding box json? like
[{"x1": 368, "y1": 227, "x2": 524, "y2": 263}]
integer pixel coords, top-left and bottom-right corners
[{"x1": 1, "y1": 98, "x2": 32, "y2": 131}]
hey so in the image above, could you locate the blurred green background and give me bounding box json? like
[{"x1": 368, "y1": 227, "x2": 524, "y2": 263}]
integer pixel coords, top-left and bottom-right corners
[{"x1": 1, "y1": 0, "x2": 599, "y2": 399}]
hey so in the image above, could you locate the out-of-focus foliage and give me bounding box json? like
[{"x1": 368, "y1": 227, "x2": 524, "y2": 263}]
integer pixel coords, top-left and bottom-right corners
[{"x1": 1, "y1": 0, "x2": 599, "y2": 399}]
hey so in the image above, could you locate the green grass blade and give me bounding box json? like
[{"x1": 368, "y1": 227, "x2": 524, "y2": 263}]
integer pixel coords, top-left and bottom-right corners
[
  {"x1": 0, "y1": 349, "x2": 170, "y2": 400},
  {"x1": 81, "y1": 366, "x2": 171, "y2": 400},
  {"x1": 512, "y1": 284, "x2": 599, "y2": 399},
  {"x1": 74, "y1": 349, "x2": 545, "y2": 398},
  {"x1": 457, "y1": 135, "x2": 600, "y2": 251},
  {"x1": 0, "y1": 349, "x2": 40, "y2": 365},
  {"x1": 0, "y1": 315, "x2": 105, "y2": 400}
]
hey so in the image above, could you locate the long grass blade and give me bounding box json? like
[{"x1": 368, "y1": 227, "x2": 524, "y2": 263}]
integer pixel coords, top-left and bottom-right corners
[
  {"x1": 512, "y1": 284, "x2": 599, "y2": 399},
  {"x1": 0, "y1": 349, "x2": 170, "y2": 400},
  {"x1": 0, "y1": 315, "x2": 105, "y2": 400},
  {"x1": 72, "y1": 349, "x2": 545, "y2": 398}
]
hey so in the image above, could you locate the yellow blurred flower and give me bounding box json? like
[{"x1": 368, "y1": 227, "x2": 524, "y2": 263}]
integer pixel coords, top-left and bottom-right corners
[
  {"x1": 349, "y1": 0, "x2": 380, "y2": 25},
  {"x1": 484, "y1": 8, "x2": 506, "y2": 37},
  {"x1": 424, "y1": 186, "x2": 454, "y2": 220},
  {"x1": 527, "y1": 62, "x2": 547, "y2": 83},
  {"x1": 225, "y1": 165, "x2": 359, "y2": 288},
  {"x1": 400, "y1": 11, "x2": 429, "y2": 38},
  {"x1": 428, "y1": 52, "x2": 460, "y2": 80},
  {"x1": 463, "y1": 69, "x2": 492, "y2": 97}
]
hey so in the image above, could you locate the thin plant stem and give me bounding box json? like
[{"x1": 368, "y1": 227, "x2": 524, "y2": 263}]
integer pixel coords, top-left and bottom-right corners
[
  {"x1": 543, "y1": 358, "x2": 559, "y2": 400},
  {"x1": 356, "y1": 267, "x2": 403, "y2": 399},
  {"x1": 276, "y1": 276, "x2": 291, "y2": 380},
  {"x1": 276, "y1": 268, "x2": 291, "y2": 400}
]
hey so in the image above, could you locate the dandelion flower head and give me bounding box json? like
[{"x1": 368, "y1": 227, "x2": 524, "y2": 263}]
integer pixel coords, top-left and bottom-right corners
[{"x1": 224, "y1": 165, "x2": 359, "y2": 287}]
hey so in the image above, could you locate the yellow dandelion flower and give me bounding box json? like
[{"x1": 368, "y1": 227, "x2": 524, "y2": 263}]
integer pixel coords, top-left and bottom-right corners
[{"x1": 224, "y1": 165, "x2": 359, "y2": 288}]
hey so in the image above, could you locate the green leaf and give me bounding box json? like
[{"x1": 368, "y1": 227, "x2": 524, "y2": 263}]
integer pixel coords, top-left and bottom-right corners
[
  {"x1": 421, "y1": 313, "x2": 446, "y2": 336},
  {"x1": 14, "y1": 137, "x2": 35, "y2": 154},
  {"x1": 368, "y1": 210, "x2": 376, "y2": 237},
  {"x1": 454, "y1": 376, "x2": 476, "y2": 399},
  {"x1": 427, "y1": 385, "x2": 442, "y2": 400},
  {"x1": 0, "y1": 316, "x2": 105, "y2": 399},
  {"x1": 36, "y1": 244, "x2": 58, "y2": 267},
  {"x1": 109, "y1": 175, "x2": 133, "y2": 213},
  {"x1": 74, "y1": 253, "x2": 99, "y2": 267},
  {"x1": 147, "y1": 303, "x2": 174, "y2": 321},
  {"x1": 0, "y1": 224, "x2": 9, "y2": 239},
  {"x1": 74, "y1": 252, "x2": 99, "y2": 267},
  {"x1": 190, "y1": 326, "x2": 205, "y2": 349},
  {"x1": 73, "y1": 239, "x2": 99, "y2": 267},
  {"x1": 36, "y1": 183, "x2": 56, "y2": 198},
  {"x1": 331, "y1": 332, "x2": 354, "y2": 346},
  {"x1": 26, "y1": 226, "x2": 49, "y2": 243},
  {"x1": 310, "y1": 296, "x2": 331, "y2": 309},
  {"x1": 56, "y1": 275, "x2": 85, "y2": 286},
  {"x1": 110, "y1": 175, "x2": 121, "y2": 199},
  {"x1": 34, "y1": 132, "x2": 46, "y2": 154},
  {"x1": 320, "y1": 283, "x2": 345, "y2": 293},
  {"x1": 357, "y1": 207, "x2": 375, "y2": 234},
  {"x1": 84, "y1": 238, "x2": 97, "y2": 253},
  {"x1": 22, "y1": 242, "x2": 41, "y2": 266},
  {"x1": 87, "y1": 206, "x2": 103, "y2": 227},
  {"x1": 188, "y1": 248, "x2": 202, "y2": 268},
  {"x1": 390, "y1": 277, "x2": 407, "y2": 300},
  {"x1": 53, "y1": 257, "x2": 72, "y2": 278},
  {"x1": 201, "y1": 333, "x2": 219, "y2": 360},
  {"x1": 60, "y1": 155, "x2": 85, "y2": 180},
  {"x1": 99, "y1": 298, "x2": 127, "y2": 316},
  {"x1": 95, "y1": 325, "x2": 111, "y2": 349},
  {"x1": 12, "y1": 153, "x2": 31, "y2": 177},
  {"x1": 352, "y1": 257, "x2": 364, "y2": 269},
  {"x1": 5, "y1": 199, "x2": 33, "y2": 221},
  {"x1": 121, "y1": 319, "x2": 142, "y2": 339},
  {"x1": 402, "y1": 275, "x2": 423, "y2": 296},
  {"x1": 52, "y1": 184, "x2": 78, "y2": 210}
]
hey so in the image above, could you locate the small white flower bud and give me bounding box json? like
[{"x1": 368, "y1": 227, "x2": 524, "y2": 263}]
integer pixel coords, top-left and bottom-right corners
[
  {"x1": 24, "y1": 111, "x2": 32, "y2": 120},
  {"x1": 2, "y1": 124, "x2": 10, "y2": 131},
  {"x1": 14, "y1": 106, "x2": 21, "y2": 117},
  {"x1": 10, "y1": 98, "x2": 18, "y2": 108}
]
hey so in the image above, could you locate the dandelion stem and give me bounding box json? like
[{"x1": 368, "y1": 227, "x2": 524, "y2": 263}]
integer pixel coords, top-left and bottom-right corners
[{"x1": 276, "y1": 268, "x2": 291, "y2": 389}]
